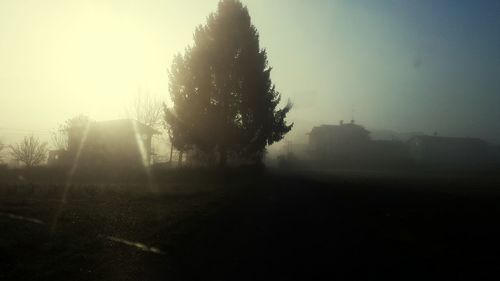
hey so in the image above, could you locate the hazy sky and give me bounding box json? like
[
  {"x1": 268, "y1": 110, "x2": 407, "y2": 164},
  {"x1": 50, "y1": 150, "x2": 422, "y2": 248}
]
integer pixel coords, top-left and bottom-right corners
[{"x1": 1, "y1": 0, "x2": 499, "y2": 146}]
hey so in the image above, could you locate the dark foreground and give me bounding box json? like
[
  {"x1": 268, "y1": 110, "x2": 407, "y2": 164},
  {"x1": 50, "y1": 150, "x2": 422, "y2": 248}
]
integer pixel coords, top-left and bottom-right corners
[{"x1": 1, "y1": 168, "x2": 500, "y2": 280}]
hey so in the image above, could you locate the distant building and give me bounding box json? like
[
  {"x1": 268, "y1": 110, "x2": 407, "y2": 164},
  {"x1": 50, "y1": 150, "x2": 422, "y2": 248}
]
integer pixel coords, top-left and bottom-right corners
[
  {"x1": 308, "y1": 120, "x2": 370, "y2": 163},
  {"x1": 370, "y1": 129, "x2": 426, "y2": 142},
  {"x1": 365, "y1": 140, "x2": 411, "y2": 166},
  {"x1": 408, "y1": 135, "x2": 490, "y2": 166},
  {"x1": 302, "y1": 122, "x2": 498, "y2": 168},
  {"x1": 48, "y1": 119, "x2": 159, "y2": 169}
]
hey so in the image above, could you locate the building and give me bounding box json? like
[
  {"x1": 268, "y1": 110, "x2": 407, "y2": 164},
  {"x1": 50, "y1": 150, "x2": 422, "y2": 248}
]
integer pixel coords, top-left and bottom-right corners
[
  {"x1": 408, "y1": 135, "x2": 490, "y2": 166},
  {"x1": 47, "y1": 149, "x2": 69, "y2": 166},
  {"x1": 308, "y1": 120, "x2": 370, "y2": 163},
  {"x1": 364, "y1": 140, "x2": 412, "y2": 166},
  {"x1": 48, "y1": 119, "x2": 159, "y2": 169}
]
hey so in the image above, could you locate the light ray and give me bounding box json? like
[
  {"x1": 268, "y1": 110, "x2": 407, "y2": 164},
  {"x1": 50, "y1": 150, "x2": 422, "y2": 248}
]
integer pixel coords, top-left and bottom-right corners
[
  {"x1": 98, "y1": 234, "x2": 165, "y2": 255},
  {"x1": 131, "y1": 119, "x2": 157, "y2": 193},
  {"x1": 50, "y1": 120, "x2": 91, "y2": 234},
  {"x1": 0, "y1": 212, "x2": 45, "y2": 225}
]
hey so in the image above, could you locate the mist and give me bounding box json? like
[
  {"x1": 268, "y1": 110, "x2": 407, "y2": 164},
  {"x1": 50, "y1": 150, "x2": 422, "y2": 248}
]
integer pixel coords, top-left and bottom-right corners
[
  {"x1": 1, "y1": 1, "x2": 499, "y2": 148},
  {"x1": 1, "y1": 1, "x2": 500, "y2": 280}
]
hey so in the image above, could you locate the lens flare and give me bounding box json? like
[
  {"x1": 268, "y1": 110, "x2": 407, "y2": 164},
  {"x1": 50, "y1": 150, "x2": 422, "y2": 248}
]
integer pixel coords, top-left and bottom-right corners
[{"x1": 50, "y1": 120, "x2": 91, "y2": 234}]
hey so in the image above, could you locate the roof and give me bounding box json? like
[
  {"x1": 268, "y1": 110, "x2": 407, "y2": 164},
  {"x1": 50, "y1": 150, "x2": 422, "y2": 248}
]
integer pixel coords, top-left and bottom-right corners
[{"x1": 309, "y1": 123, "x2": 369, "y2": 135}]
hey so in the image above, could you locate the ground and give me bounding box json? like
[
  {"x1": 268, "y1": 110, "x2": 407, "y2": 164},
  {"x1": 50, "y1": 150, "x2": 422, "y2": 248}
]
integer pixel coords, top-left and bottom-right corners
[{"x1": 0, "y1": 168, "x2": 500, "y2": 280}]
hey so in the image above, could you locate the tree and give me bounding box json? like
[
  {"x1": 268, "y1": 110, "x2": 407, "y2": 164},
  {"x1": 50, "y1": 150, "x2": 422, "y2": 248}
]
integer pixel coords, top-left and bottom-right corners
[
  {"x1": 50, "y1": 130, "x2": 68, "y2": 150},
  {"x1": 128, "y1": 91, "x2": 164, "y2": 130},
  {"x1": 62, "y1": 114, "x2": 91, "y2": 131},
  {"x1": 9, "y1": 135, "x2": 48, "y2": 167},
  {"x1": 50, "y1": 114, "x2": 91, "y2": 150},
  {"x1": 165, "y1": 0, "x2": 293, "y2": 166},
  {"x1": 127, "y1": 91, "x2": 173, "y2": 164},
  {"x1": 162, "y1": 103, "x2": 176, "y2": 164}
]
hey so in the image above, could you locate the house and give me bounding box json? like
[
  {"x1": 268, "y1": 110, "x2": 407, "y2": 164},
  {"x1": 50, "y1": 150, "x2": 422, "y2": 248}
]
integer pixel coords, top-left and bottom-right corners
[
  {"x1": 48, "y1": 119, "x2": 159, "y2": 169},
  {"x1": 407, "y1": 135, "x2": 490, "y2": 166},
  {"x1": 365, "y1": 140, "x2": 412, "y2": 166},
  {"x1": 308, "y1": 120, "x2": 370, "y2": 163}
]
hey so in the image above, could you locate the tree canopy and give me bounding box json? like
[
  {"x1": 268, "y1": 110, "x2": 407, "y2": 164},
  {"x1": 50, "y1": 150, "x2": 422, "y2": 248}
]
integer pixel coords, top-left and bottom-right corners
[{"x1": 165, "y1": 0, "x2": 293, "y2": 165}]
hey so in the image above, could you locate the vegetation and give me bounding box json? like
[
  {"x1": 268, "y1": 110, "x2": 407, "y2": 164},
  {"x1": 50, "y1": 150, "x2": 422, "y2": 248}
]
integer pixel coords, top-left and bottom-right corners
[
  {"x1": 128, "y1": 91, "x2": 164, "y2": 131},
  {"x1": 50, "y1": 130, "x2": 68, "y2": 151},
  {"x1": 50, "y1": 114, "x2": 91, "y2": 150},
  {"x1": 127, "y1": 91, "x2": 170, "y2": 164},
  {"x1": 165, "y1": 0, "x2": 293, "y2": 166},
  {"x1": 9, "y1": 135, "x2": 48, "y2": 167},
  {"x1": 62, "y1": 114, "x2": 91, "y2": 132}
]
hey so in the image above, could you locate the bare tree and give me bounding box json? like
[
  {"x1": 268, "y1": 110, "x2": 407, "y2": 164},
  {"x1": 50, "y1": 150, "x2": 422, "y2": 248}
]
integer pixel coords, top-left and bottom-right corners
[
  {"x1": 9, "y1": 135, "x2": 48, "y2": 167},
  {"x1": 128, "y1": 91, "x2": 164, "y2": 130},
  {"x1": 127, "y1": 91, "x2": 173, "y2": 164},
  {"x1": 50, "y1": 130, "x2": 68, "y2": 150}
]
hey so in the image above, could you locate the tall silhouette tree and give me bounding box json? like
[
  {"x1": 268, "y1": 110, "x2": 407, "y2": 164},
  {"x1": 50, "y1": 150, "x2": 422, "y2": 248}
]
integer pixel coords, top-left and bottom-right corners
[
  {"x1": 165, "y1": 0, "x2": 293, "y2": 165},
  {"x1": 9, "y1": 135, "x2": 48, "y2": 167}
]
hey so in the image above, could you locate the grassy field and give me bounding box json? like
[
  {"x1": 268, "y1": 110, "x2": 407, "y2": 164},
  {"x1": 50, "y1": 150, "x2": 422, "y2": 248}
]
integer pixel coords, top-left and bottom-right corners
[{"x1": 1, "y1": 168, "x2": 500, "y2": 280}]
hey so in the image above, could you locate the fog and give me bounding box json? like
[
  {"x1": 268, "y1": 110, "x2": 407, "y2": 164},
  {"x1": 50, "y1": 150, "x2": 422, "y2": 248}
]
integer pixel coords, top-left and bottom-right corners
[
  {"x1": 1, "y1": 1, "x2": 500, "y2": 280},
  {"x1": 1, "y1": 0, "x2": 499, "y2": 152}
]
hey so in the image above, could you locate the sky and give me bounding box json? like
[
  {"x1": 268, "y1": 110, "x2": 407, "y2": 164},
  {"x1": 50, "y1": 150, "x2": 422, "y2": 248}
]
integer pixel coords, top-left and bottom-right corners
[{"x1": 0, "y1": 0, "x2": 499, "y2": 148}]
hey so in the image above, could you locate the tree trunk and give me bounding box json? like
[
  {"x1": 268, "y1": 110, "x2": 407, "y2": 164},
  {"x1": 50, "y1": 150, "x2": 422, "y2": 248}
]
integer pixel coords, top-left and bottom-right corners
[
  {"x1": 178, "y1": 150, "x2": 183, "y2": 167},
  {"x1": 255, "y1": 155, "x2": 264, "y2": 167},
  {"x1": 169, "y1": 141, "x2": 174, "y2": 164}
]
